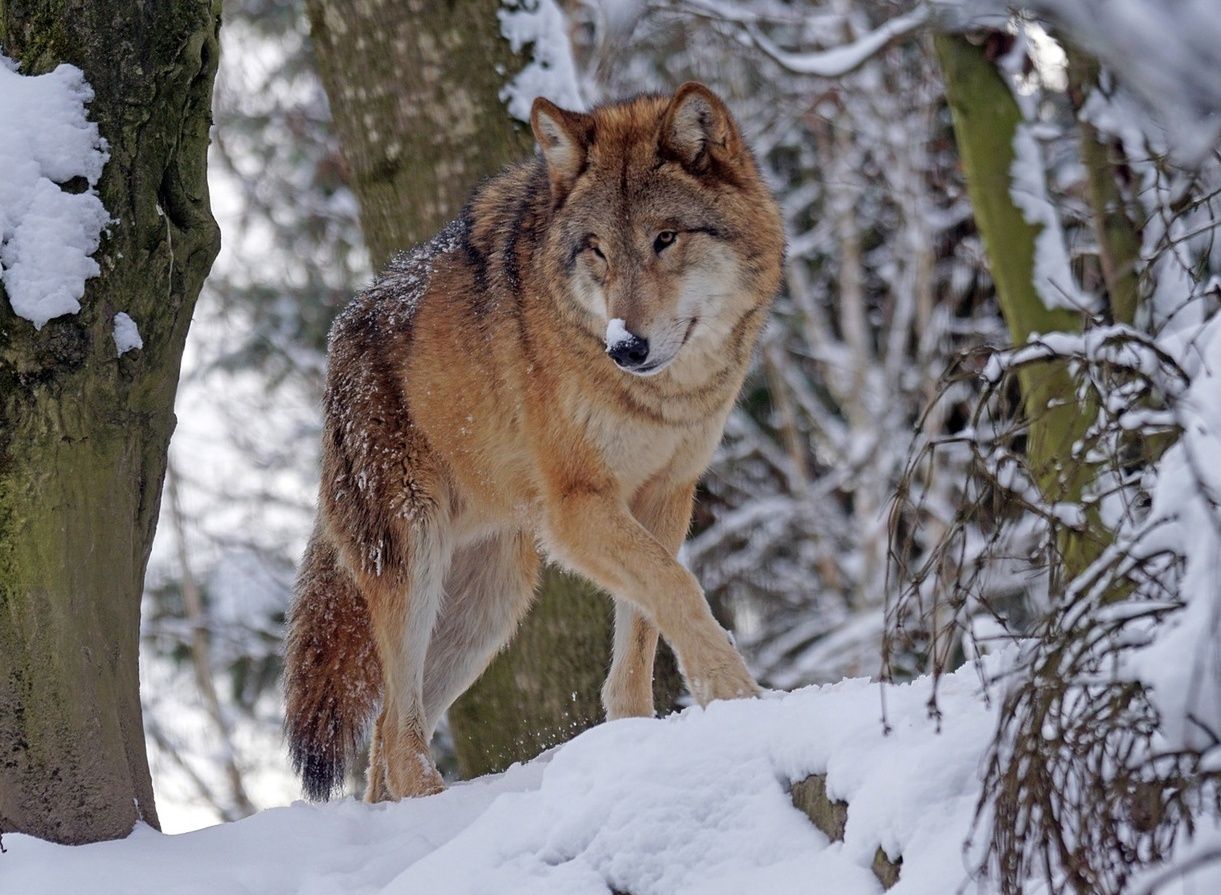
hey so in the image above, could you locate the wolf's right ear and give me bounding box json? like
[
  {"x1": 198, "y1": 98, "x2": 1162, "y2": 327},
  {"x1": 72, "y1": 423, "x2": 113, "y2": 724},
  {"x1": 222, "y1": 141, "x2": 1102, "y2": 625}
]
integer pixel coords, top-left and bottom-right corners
[{"x1": 531, "y1": 98, "x2": 593, "y2": 200}]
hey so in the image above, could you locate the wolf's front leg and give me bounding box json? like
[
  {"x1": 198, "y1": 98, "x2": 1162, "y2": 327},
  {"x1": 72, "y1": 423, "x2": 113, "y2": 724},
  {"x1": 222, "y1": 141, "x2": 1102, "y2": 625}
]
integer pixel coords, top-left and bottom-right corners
[
  {"x1": 603, "y1": 602, "x2": 659, "y2": 719},
  {"x1": 545, "y1": 485, "x2": 759, "y2": 708},
  {"x1": 603, "y1": 479, "x2": 699, "y2": 719}
]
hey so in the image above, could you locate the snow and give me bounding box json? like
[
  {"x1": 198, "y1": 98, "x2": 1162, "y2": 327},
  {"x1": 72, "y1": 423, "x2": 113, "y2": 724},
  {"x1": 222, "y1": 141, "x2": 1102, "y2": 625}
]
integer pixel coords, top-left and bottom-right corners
[
  {"x1": 596, "y1": 0, "x2": 646, "y2": 38},
  {"x1": 112, "y1": 311, "x2": 142, "y2": 356},
  {"x1": 499, "y1": 0, "x2": 585, "y2": 122},
  {"x1": 0, "y1": 55, "x2": 109, "y2": 329},
  {"x1": 5, "y1": 661, "x2": 1008, "y2": 895},
  {"x1": 1121, "y1": 311, "x2": 1221, "y2": 753},
  {"x1": 605, "y1": 317, "x2": 631, "y2": 350},
  {"x1": 941, "y1": 0, "x2": 1221, "y2": 160},
  {"x1": 1009, "y1": 123, "x2": 1092, "y2": 313}
]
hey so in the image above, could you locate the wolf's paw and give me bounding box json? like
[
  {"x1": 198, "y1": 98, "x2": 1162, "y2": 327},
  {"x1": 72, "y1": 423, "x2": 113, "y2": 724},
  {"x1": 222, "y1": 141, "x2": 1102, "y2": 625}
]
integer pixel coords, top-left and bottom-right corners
[
  {"x1": 390, "y1": 755, "x2": 445, "y2": 799},
  {"x1": 601, "y1": 662, "x2": 658, "y2": 720},
  {"x1": 602, "y1": 680, "x2": 656, "y2": 721},
  {"x1": 687, "y1": 655, "x2": 761, "y2": 707},
  {"x1": 378, "y1": 735, "x2": 446, "y2": 801}
]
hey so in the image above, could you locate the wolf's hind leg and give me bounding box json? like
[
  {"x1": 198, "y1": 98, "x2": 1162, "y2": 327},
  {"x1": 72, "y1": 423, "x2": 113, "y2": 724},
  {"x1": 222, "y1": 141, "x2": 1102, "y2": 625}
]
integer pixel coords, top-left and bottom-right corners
[
  {"x1": 364, "y1": 712, "x2": 388, "y2": 803},
  {"x1": 421, "y1": 531, "x2": 540, "y2": 733},
  {"x1": 362, "y1": 523, "x2": 451, "y2": 800}
]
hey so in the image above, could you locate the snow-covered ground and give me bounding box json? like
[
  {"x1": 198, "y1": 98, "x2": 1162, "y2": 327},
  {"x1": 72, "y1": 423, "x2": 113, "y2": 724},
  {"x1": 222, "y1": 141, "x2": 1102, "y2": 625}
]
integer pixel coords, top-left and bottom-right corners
[{"x1": 7, "y1": 662, "x2": 1002, "y2": 895}]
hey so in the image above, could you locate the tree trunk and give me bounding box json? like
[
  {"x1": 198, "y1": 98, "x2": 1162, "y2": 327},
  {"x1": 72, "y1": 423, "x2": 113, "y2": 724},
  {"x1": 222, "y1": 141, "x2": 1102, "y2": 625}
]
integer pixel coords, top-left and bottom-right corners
[
  {"x1": 934, "y1": 33, "x2": 1102, "y2": 578},
  {"x1": 306, "y1": 0, "x2": 537, "y2": 269},
  {"x1": 447, "y1": 566, "x2": 610, "y2": 775},
  {"x1": 1064, "y1": 45, "x2": 1142, "y2": 328},
  {"x1": 0, "y1": 0, "x2": 222, "y2": 844},
  {"x1": 306, "y1": 0, "x2": 637, "y2": 780}
]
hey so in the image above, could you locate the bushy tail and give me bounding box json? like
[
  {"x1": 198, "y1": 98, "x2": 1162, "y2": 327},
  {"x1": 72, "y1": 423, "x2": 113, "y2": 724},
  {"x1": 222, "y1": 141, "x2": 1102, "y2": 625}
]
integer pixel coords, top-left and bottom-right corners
[{"x1": 284, "y1": 532, "x2": 382, "y2": 801}]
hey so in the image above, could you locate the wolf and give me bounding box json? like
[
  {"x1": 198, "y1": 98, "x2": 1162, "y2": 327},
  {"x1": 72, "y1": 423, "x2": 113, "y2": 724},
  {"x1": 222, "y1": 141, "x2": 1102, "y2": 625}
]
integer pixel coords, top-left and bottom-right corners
[{"x1": 284, "y1": 82, "x2": 784, "y2": 802}]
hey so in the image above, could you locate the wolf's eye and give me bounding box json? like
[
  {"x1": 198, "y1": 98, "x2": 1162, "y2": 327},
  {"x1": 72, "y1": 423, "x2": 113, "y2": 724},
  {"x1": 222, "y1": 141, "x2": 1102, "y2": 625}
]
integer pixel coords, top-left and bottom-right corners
[
  {"x1": 653, "y1": 230, "x2": 677, "y2": 254},
  {"x1": 585, "y1": 236, "x2": 606, "y2": 262}
]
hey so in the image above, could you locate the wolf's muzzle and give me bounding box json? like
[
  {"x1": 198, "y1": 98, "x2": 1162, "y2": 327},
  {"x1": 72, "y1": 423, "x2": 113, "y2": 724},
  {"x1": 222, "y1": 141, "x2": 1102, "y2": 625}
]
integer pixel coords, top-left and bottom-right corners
[{"x1": 607, "y1": 334, "x2": 650, "y2": 371}]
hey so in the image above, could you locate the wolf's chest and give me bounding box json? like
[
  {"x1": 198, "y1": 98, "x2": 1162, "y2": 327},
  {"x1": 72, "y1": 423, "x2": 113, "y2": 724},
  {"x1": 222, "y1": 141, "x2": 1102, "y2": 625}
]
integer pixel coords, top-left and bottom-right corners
[{"x1": 576, "y1": 399, "x2": 716, "y2": 495}]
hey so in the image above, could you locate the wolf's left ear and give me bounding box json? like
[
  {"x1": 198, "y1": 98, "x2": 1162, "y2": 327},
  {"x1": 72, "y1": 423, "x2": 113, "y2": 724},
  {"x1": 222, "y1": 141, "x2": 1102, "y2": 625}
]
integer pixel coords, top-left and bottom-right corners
[
  {"x1": 531, "y1": 97, "x2": 594, "y2": 199},
  {"x1": 660, "y1": 82, "x2": 743, "y2": 175}
]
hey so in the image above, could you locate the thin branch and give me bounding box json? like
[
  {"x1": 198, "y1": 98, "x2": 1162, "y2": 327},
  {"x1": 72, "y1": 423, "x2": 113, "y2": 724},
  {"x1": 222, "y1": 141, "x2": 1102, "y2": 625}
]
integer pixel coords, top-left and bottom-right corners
[{"x1": 744, "y1": 5, "x2": 931, "y2": 78}]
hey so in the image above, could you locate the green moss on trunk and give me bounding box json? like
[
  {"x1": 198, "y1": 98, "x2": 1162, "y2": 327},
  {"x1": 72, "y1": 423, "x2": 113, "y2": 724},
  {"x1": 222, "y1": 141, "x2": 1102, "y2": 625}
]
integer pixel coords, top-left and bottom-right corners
[
  {"x1": 935, "y1": 34, "x2": 1103, "y2": 578},
  {"x1": 1064, "y1": 46, "x2": 1143, "y2": 328},
  {"x1": 0, "y1": 0, "x2": 222, "y2": 844}
]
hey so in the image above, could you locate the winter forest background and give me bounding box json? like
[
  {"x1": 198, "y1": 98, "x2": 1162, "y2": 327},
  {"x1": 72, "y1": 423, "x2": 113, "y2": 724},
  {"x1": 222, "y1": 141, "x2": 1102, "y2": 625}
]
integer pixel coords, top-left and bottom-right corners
[{"x1": 2, "y1": 0, "x2": 1220, "y2": 892}]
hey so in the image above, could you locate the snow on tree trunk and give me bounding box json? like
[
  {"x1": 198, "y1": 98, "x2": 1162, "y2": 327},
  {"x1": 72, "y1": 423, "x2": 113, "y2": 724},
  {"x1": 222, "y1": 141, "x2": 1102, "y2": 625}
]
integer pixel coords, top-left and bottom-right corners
[
  {"x1": 305, "y1": 0, "x2": 617, "y2": 779},
  {"x1": 0, "y1": 0, "x2": 221, "y2": 844}
]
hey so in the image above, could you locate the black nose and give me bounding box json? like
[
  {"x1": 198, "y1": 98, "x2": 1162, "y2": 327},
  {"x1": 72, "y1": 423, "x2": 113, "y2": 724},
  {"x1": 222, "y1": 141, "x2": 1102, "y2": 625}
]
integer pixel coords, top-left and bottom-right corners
[{"x1": 608, "y1": 334, "x2": 650, "y2": 368}]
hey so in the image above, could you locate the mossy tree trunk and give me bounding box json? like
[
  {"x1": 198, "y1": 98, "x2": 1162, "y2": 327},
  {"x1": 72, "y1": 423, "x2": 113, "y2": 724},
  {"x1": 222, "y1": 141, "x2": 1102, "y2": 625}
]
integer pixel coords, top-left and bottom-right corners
[
  {"x1": 935, "y1": 33, "x2": 1103, "y2": 578},
  {"x1": 307, "y1": 0, "x2": 678, "y2": 780},
  {"x1": 0, "y1": 0, "x2": 222, "y2": 844}
]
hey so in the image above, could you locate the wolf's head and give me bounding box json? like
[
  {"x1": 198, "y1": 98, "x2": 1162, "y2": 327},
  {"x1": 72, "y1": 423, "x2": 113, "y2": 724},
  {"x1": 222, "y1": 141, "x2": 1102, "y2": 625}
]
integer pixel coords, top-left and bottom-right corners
[{"x1": 530, "y1": 83, "x2": 783, "y2": 379}]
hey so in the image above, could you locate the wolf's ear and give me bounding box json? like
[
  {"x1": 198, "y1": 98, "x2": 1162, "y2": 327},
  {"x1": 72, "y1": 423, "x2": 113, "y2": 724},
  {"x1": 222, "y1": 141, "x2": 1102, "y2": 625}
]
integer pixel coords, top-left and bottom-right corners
[
  {"x1": 531, "y1": 98, "x2": 594, "y2": 199},
  {"x1": 660, "y1": 82, "x2": 742, "y2": 175}
]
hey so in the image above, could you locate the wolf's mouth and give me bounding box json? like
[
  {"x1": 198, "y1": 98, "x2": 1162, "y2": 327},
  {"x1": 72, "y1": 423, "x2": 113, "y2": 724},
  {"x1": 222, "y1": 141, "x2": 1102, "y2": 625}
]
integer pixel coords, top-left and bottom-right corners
[
  {"x1": 624, "y1": 319, "x2": 699, "y2": 377},
  {"x1": 627, "y1": 360, "x2": 668, "y2": 376},
  {"x1": 681, "y1": 317, "x2": 699, "y2": 346}
]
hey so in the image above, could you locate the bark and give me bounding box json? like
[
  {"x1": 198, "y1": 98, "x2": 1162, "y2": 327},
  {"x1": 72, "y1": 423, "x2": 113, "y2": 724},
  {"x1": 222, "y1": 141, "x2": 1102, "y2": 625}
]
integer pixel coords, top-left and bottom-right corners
[
  {"x1": 306, "y1": 0, "x2": 536, "y2": 269},
  {"x1": 446, "y1": 566, "x2": 610, "y2": 775},
  {"x1": 0, "y1": 0, "x2": 222, "y2": 843},
  {"x1": 934, "y1": 33, "x2": 1102, "y2": 578},
  {"x1": 307, "y1": 0, "x2": 674, "y2": 780},
  {"x1": 790, "y1": 773, "x2": 901, "y2": 889}
]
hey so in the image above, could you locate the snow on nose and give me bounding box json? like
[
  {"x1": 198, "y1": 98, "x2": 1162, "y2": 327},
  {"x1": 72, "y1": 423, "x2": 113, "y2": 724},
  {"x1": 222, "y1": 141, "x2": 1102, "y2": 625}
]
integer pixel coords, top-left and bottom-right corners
[{"x1": 605, "y1": 317, "x2": 632, "y2": 351}]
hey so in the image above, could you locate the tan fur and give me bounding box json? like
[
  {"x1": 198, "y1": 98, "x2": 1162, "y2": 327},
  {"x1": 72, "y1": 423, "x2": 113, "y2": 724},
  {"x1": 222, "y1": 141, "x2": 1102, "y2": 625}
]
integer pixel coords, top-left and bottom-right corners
[{"x1": 284, "y1": 83, "x2": 785, "y2": 802}]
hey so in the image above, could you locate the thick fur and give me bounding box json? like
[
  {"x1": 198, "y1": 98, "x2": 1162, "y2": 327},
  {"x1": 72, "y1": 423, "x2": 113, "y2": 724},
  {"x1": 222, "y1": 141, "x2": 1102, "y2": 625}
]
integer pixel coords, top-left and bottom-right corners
[
  {"x1": 284, "y1": 533, "x2": 382, "y2": 800},
  {"x1": 285, "y1": 83, "x2": 785, "y2": 802}
]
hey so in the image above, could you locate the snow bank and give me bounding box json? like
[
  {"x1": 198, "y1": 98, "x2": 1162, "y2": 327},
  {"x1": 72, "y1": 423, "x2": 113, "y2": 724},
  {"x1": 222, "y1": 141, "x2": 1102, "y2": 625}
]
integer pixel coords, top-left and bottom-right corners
[
  {"x1": 5, "y1": 663, "x2": 1000, "y2": 895},
  {"x1": 0, "y1": 55, "x2": 109, "y2": 329}
]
